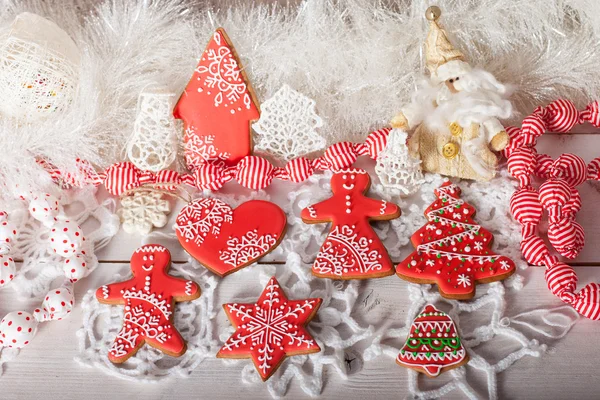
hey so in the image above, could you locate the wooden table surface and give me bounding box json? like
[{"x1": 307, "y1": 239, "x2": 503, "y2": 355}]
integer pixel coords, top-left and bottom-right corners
[{"x1": 2, "y1": 131, "x2": 600, "y2": 399}]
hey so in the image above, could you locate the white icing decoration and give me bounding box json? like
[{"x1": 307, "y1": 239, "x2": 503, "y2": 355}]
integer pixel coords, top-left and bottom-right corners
[
  {"x1": 313, "y1": 225, "x2": 383, "y2": 276},
  {"x1": 219, "y1": 230, "x2": 277, "y2": 267}
]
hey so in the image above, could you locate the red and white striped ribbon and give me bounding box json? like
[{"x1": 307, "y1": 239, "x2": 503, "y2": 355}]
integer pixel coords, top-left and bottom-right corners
[
  {"x1": 507, "y1": 99, "x2": 600, "y2": 321},
  {"x1": 42, "y1": 128, "x2": 392, "y2": 194}
]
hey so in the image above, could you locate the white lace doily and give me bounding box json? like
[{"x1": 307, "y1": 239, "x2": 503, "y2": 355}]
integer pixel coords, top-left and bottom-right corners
[
  {"x1": 253, "y1": 84, "x2": 326, "y2": 161},
  {"x1": 7, "y1": 187, "x2": 119, "y2": 300},
  {"x1": 75, "y1": 257, "x2": 218, "y2": 381},
  {"x1": 0, "y1": 186, "x2": 119, "y2": 373},
  {"x1": 364, "y1": 282, "x2": 578, "y2": 400}
]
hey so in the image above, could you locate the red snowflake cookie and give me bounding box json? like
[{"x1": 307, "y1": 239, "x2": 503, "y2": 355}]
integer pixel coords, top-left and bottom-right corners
[
  {"x1": 396, "y1": 182, "x2": 516, "y2": 299},
  {"x1": 95, "y1": 245, "x2": 201, "y2": 363},
  {"x1": 217, "y1": 276, "x2": 322, "y2": 381}
]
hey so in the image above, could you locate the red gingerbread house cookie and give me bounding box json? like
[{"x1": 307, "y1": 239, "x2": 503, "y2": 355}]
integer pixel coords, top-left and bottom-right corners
[{"x1": 174, "y1": 28, "x2": 260, "y2": 168}]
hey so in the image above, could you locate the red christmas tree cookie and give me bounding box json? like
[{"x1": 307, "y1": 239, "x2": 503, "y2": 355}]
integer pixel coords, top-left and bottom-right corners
[
  {"x1": 175, "y1": 198, "x2": 286, "y2": 277},
  {"x1": 174, "y1": 28, "x2": 260, "y2": 168},
  {"x1": 217, "y1": 276, "x2": 322, "y2": 381},
  {"x1": 95, "y1": 245, "x2": 201, "y2": 363},
  {"x1": 301, "y1": 169, "x2": 400, "y2": 279},
  {"x1": 396, "y1": 182, "x2": 515, "y2": 299},
  {"x1": 397, "y1": 304, "x2": 469, "y2": 377}
]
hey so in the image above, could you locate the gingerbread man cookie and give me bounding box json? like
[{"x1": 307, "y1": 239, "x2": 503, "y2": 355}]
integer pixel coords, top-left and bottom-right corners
[
  {"x1": 175, "y1": 198, "x2": 287, "y2": 277},
  {"x1": 396, "y1": 182, "x2": 515, "y2": 299},
  {"x1": 397, "y1": 304, "x2": 469, "y2": 377},
  {"x1": 95, "y1": 245, "x2": 201, "y2": 363},
  {"x1": 217, "y1": 276, "x2": 322, "y2": 381},
  {"x1": 301, "y1": 169, "x2": 400, "y2": 279}
]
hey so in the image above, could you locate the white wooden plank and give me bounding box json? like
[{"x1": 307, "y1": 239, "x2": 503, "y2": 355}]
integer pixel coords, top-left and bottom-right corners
[{"x1": 1, "y1": 262, "x2": 598, "y2": 399}]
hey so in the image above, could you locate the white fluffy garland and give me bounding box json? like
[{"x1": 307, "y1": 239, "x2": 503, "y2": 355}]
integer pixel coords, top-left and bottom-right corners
[{"x1": 1, "y1": 0, "x2": 600, "y2": 198}]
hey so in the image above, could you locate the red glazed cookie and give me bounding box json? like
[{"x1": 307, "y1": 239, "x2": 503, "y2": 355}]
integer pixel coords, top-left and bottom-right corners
[
  {"x1": 301, "y1": 169, "x2": 400, "y2": 279},
  {"x1": 95, "y1": 245, "x2": 201, "y2": 363},
  {"x1": 175, "y1": 198, "x2": 286, "y2": 277},
  {"x1": 174, "y1": 28, "x2": 260, "y2": 168},
  {"x1": 217, "y1": 276, "x2": 322, "y2": 381},
  {"x1": 397, "y1": 304, "x2": 469, "y2": 377},
  {"x1": 396, "y1": 182, "x2": 516, "y2": 299}
]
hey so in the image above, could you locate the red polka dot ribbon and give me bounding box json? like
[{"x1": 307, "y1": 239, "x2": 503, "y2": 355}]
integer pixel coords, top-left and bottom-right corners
[
  {"x1": 41, "y1": 128, "x2": 391, "y2": 195},
  {"x1": 505, "y1": 99, "x2": 600, "y2": 320}
]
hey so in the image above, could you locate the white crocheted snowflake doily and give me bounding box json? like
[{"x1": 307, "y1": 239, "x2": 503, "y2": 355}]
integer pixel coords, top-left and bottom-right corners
[
  {"x1": 363, "y1": 282, "x2": 578, "y2": 400},
  {"x1": 75, "y1": 257, "x2": 218, "y2": 381},
  {"x1": 6, "y1": 186, "x2": 120, "y2": 299},
  {"x1": 0, "y1": 186, "x2": 120, "y2": 373}
]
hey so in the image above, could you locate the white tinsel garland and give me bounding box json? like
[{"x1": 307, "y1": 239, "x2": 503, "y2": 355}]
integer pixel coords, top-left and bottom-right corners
[{"x1": 2, "y1": 0, "x2": 600, "y2": 198}]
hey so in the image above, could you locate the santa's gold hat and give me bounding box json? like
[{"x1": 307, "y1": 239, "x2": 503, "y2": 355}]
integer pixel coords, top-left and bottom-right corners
[{"x1": 424, "y1": 6, "x2": 471, "y2": 82}]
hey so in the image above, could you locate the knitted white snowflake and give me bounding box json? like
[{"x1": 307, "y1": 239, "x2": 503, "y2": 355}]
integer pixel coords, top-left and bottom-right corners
[
  {"x1": 253, "y1": 84, "x2": 326, "y2": 161},
  {"x1": 118, "y1": 191, "x2": 171, "y2": 235}
]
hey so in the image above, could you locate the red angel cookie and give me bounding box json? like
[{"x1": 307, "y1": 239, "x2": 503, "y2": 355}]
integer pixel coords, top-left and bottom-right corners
[
  {"x1": 397, "y1": 304, "x2": 469, "y2": 377},
  {"x1": 301, "y1": 169, "x2": 400, "y2": 279},
  {"x1": 396, "y1": 182, "x2": 515, "y2": 299},
  {"x1": 217, "y1": 276, "x2": 322, "y2": 381},
  {"x1": 95, "y1": 245, "x2": 201, "y2": 363}
]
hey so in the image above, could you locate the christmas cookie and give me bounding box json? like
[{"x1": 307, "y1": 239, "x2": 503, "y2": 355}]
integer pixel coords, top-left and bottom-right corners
[
  {"x1": 95, "y1": 245, "x2": 201, "y2": 363},
  {"x1": 301, "y1": 169, "x2": 400, "y2": 279},
  {"x1": 397, "y1": 304, "x2": 469, "y2": 377},
  {"x1": 173, "y1": 28, "x2": 260, "y2": 168},
  {"x1": 175, "y1": 198, "x2": 286, "y2": 277},
  {"x1": 396, "y1": 182, "x2": 515, "y2": 299},
  {"x1": 217, "y1": 276, "x2": 322, "y2": 381}
]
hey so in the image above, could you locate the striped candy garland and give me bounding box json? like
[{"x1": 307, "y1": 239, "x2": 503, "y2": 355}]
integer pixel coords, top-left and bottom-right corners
[
  {"x1": 506, "y1": 99, "x2": 600, "y2": 320},
  {"x1": 41, "y1": 128, "x2": 392, "y2": 195}
]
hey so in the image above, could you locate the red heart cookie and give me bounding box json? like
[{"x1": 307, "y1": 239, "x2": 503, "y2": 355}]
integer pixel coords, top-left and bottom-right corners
[{"x1": 175, "y1": 198, "x2": 286, "y2": 277}]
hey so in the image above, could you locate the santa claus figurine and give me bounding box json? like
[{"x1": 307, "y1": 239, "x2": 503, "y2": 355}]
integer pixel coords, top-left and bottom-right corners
[{"x1": 391, "y1": 6, "x2": 511, "y2": 181}]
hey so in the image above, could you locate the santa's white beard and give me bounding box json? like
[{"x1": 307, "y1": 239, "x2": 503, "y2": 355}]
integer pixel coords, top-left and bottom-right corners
[{"x1": 411, "y1": 69, "x2": 513, "y2": 131}]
